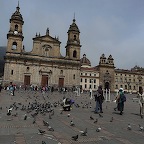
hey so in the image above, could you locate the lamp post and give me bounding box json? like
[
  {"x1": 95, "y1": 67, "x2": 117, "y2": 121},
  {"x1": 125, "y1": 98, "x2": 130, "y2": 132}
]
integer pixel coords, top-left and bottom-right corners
[
  {"x1": 136, "y1": 82, "x2": 139, "y2": 94},
  {"x1": 127, "y1": 82, "x2": 130, "y2": 93},
  {"x1": 90, "y1": 79, "x2": 93, "y2": 99},
  {"x1": 91, "y1": 79, "x2": 93, "y2": 91}
]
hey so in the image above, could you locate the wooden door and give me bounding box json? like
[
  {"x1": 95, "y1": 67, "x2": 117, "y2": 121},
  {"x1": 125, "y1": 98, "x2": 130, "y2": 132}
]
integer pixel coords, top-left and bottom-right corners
[
  {"x1": 59, "y1": 78, "x2": 64, "y2": 87},
  {"x1": 24, "y1": 75, "x2": 30, "y2": 85},
  {"x1": 41, "y1": 75, "x2": 48, "y2": 86}
]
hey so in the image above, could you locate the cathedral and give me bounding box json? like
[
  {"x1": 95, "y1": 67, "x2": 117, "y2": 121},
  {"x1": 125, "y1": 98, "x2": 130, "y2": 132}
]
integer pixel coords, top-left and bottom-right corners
[
  {"x1": 3, "y1": 3, "x2": 144, "y2": 93},
  {"x1": 3, "y1": 3, "x2": 81, "y2": 88}
]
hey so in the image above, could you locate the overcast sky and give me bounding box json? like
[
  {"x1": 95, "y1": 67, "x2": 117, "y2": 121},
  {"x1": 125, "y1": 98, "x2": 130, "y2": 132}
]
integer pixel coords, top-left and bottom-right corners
[{"x1": 0, "y1": 0, "x2": 144, "y2": 69}]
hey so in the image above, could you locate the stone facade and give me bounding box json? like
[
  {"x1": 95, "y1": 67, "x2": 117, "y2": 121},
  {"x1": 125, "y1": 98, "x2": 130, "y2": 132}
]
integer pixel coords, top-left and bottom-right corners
[
  {"x1": 97, "y1": 54, "x2": 115, "y2": 92},
  {"x1": 80, "y1": 54, "x2": 99, "y2": 91},
  {"x1": 80, "y1": 54, "x2": 144, "y2": 93},
  {"x1": 2, "y1": 3, "x2": 144, "y2": 93},
  {"x1": 3, "y1": 4, "x2": 81, "y2": 88}
]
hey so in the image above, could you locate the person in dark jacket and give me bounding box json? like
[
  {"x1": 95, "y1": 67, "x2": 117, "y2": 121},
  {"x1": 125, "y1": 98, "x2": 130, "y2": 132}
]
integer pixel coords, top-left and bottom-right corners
[
  {"x1": 115, "y1": 88, "x2": 126, "y2": 115},
  {"x1": 0, "y1": 84, "x2": 2, "y2": 92},
  {"x1": 94, "y1": 85, "x2": 104, "y2": 113}
]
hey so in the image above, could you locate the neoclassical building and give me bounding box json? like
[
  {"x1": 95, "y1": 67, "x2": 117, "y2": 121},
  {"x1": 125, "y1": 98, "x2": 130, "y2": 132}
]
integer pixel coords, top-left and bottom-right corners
[
  {"x1": 3, "y1": 4, "x2": 81, "y2": 88},
  {"x1": 80, "y1": 54, "x2": 115, "y2": 92},
  {"x1": 80, "y1": 54, "x2": 100, "y2": 91},
  {"x1": 80, "y1": 54, "x2": 144, "y2": 93}
]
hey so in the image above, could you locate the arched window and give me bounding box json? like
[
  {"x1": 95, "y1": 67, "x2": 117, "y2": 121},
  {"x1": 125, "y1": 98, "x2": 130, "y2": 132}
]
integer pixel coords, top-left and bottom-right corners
[
  {"x1": 129, "y1": 85, "x2": 131, "y2": 90},
  {"x1": 12, "y1": 42, "x2": 17, "y2": 49},
  {"x1": 60, "y1": 70, "x2": 63, "y2": 75},
  {"x1": 74, "y1": 35, "x2": 76, "y2": 40},
  {"x1": 73, "y1": 50, "x2": 77, "y2": 58},
  {"x1": 27, "y1": 67, "x2": 30, "y2": 71},
  {"x1": 15, "y1": 24, "x2": 18, "y2": 31},
  {"x1": 133, "y1": 86, "x2": 135, "y2": 90},
  {"x1": 11, "y1": 70, "x2": 13, "y2": 75},
  {"x1": 73, "y1": 74, "x2": 75, "y2": 79}
]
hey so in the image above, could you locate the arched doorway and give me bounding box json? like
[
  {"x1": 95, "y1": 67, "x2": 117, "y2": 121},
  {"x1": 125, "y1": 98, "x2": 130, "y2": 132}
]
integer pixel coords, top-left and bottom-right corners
[
  {"x1": 41, "y1": 75, "x2": 48, "y2": 87},
  {"x1": 105, "y1": 82, "x2": 110, "y2": 90},
  {"x1": 139, "y1": 86, "x2": 143, "y2": 93}
]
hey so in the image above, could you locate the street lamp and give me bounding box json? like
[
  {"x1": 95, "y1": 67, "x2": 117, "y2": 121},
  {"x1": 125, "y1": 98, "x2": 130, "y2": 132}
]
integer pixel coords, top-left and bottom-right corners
[
  {"x1": 90, "y1": 79, "x2": 93, "y2": 99},
  {"x1": 136, "y1": 82, "x2": 139, "y2": 93},
  {"x1": 91, "y1": 79, "x2": 93, "y2": 90},
  {"x1": 127, "y1": 82, "x2": 130, "y2": 93}
]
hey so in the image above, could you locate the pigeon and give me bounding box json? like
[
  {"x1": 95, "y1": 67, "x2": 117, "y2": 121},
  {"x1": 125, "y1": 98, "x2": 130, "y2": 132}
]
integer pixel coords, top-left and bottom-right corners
[
  {"x1": 127, "y1": 124, "x2": 132, "y2": 130},
  {"x1": 68, "y1": 114, "x2": 70, "y2": 117},
  {"x1": 94, "y1": 118, "x2": 98, "y2": 124},
  {"x1": 8, "y1": 107, "x2": 13, "y2": 112},
  {"x1": 80, "y1": 128, "x2": 87, "y2": 136},
  {"x1": 99, "y1": 113, "x2": 103, "y2": 118},
  {"x1": 43, "y1": 120, "x2": 49, "y2": 126},
  {"x1": 24, "y1": 114, "x2": 27, "y2": 120},
  {"x1": 70, "y1": 120, "x2": 75, "y2": 126},
  {"x1": 110, "y1": 117, "x2": 113, "y2": 122},
  {"x1": 18, "y1": 102, "x2": 22, "y2": 105},
  {"x1": 96, "y1": 126, "x2": 101, "y2": 132},
  {"x1": 48, "y1": 126, "x2": 54, "y2": 131},
  {"x1": 31, "y1": 112, "x2": 38, "y2": 117},
  {"x1": 7, "y1": 109, "x2": 12, "y2": 116},
  {"x1": 42, "y1": 141, "x2": 47, "y2": 144},
  {"x1": 38, "y1": 129, "x2": 45, "y2": 135},
  {"x1": 139, "y1": 124, "x2": 144, "y2": 131},
  {"x1": 72, "y1": 134, "x2": 78, "y2": 141},
  {"x1": 90, "y1": 115, "x2": 94, "y2": 120}
]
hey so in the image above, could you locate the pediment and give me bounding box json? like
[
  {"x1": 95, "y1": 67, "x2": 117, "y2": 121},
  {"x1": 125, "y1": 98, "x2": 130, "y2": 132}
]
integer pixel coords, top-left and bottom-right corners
[
  {"x1": 41, "y1": 36, "x2": 56, "y2": 42},
  {"x1": 33, "y1": 35, "x2": 60, "y2": 44}
]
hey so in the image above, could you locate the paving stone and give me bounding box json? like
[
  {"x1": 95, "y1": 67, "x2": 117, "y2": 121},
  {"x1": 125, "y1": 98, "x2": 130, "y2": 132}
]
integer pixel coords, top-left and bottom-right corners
[{"x1": 0, "y1": 90, "x2": 144, "y2": 144}]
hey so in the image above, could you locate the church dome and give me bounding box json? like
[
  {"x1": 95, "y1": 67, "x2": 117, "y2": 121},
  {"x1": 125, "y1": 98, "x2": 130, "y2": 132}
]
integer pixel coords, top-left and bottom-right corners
[
  {"x1": 68, "y1": 19, "x2": 80, "y2": 32},
  {"x1": 80, "y1": 54, "x2": 91, "y2": 66},
  {"x1": 10, "y1": 4, "x2": 23, "y2": 23}
]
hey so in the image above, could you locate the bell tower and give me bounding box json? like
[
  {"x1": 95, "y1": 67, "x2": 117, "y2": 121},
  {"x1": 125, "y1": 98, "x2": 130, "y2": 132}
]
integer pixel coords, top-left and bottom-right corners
[
  {"x1": 7, "y1": 2, "x2": 24, "y2": 53},
  {"x1": 65, "y1": 17, "x2": 81, "y2": 60}
]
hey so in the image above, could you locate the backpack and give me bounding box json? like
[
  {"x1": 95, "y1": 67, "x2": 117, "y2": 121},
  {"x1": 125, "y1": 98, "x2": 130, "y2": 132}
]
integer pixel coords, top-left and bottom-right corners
[{"x1": 121, "y1": 94, "x2": 126, "y2": 102}]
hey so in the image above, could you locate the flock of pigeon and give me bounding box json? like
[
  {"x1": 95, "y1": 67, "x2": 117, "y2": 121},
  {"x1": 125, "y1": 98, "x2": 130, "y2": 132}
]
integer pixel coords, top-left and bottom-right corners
[{"x1": 0, "y1": 90, "x2": 144, "y2": 143}]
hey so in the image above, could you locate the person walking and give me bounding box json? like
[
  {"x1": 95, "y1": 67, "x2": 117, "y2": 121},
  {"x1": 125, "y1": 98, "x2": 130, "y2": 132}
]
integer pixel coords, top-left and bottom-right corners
[
  {"x1": 90, "y1": 88, "x2": 93, "y2": 99},
  {"x1": 115, "y1": 88, "x2": 126, "y2": 115},
  {"x1": 137, "y1": 88, "x2": 144, "y2": 118},
  {"x1": 0, "y1": 84, "x2": 2, "y2": 92},
  {"x1": 94, "y1": 85, "x2": 104, "y2": 113},
  {"x1": 9, "y1": 82, "x2": 15, "y2": 96}
]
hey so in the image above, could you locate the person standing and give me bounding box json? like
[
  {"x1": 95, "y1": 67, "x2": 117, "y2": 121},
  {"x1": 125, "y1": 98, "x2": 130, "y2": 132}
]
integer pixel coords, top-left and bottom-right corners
[
  {"x1": 0, "y1": 84, "x2": 2, "y2": 92},
  {"x1": 90, "y1": 88, "x2": 93, "y2": 99},
  {"x1": 116, "y1": 88, "x2": 126, "y2": 115},
  {"x1": 94, "y1": 85, "x2": 104, "y2": 113},
  {"x1": 137, "y1": 88, "x2": 144, "y2": 118},
  {"x1": 9, "y1": 82, "x2": 15, "y2": 96}
]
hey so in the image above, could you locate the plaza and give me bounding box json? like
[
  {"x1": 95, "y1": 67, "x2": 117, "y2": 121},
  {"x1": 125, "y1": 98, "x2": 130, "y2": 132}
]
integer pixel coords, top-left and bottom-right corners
[{"x1": 0, "y1": 89, "x2": 144, "y2": 144}]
